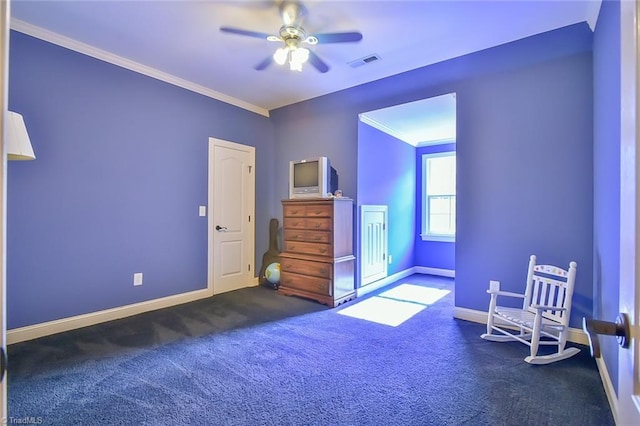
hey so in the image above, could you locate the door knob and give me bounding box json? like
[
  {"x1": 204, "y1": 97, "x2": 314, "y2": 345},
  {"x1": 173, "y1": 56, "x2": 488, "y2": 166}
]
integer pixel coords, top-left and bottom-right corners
[
  {"x1": 582, "y1": 313, "x2": 630, "y2": 358},
  {"x1": 215, "y1": 225, "x2": 228, "y2": 232}
]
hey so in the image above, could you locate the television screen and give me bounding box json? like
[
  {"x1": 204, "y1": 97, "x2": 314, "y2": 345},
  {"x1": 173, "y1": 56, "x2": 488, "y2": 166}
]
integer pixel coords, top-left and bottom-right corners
[{"x1": 293, "y1": 161, "x2": 319, "y2": 187}]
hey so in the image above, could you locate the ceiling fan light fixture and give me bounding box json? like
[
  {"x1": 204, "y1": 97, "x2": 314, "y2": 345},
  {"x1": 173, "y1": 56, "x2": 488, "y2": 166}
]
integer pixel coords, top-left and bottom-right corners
[
  {"x1": 291, "y1": 47, "x2": 309, "y2": 64},
  {"x1": 221, "y1": 1, "x2": 361, "y2": 74},
  {"x1": 289, "y1": 60, "x2": 303, "y2": 72},
  {"x1": 288, "y1": 47, "x2": 309, "y2": 72},
  {"x1": 273, "y1": 47, "x2": 289, "y2": 65}
]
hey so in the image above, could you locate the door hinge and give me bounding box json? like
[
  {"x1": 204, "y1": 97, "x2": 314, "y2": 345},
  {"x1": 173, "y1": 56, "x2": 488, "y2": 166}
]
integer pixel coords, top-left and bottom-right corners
[
  {"x1": 383, "y1": 253, "x2": 386, "y2": 260},
  {"x1": 248, "y1": 215, "x2": 251, "y2": 222},
  {"x1": 383, "y1": 223, "x2": 386, "y2": 230},
  {"x1": 248, "y1": 264, "x2": 251, "y2": 272},
  {"x1": 248, "y1": 165, "x2": 252, "y2": 173}
]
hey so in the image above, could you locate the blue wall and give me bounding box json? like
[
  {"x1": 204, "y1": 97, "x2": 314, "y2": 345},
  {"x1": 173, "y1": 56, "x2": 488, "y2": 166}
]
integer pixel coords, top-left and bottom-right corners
[
  {"x1": 455, "y1": 49, "x2": 593, "y2": 329},
  {"x1": 356, "y1": 122, "x2": 416, "y2": 285},
  {"x1": 8, "y1": 21, "x2": 598, "y2": 332},
  {"x1": 272, "y1": 23, "x2": 594, "y2": 328},
  {"x1": 7, "y1": 32, "x2": 276, "y2": 328},
  {"x1": 414, "y1": 143, "x2": 456, "y2": 271},
  {"x1": 593, "y1": 0, "x2": 621, "y2": 393}
]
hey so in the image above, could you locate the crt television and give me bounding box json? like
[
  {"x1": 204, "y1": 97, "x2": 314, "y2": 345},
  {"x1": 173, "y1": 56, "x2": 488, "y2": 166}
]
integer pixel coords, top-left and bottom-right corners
[{"x1": 289, "y1": 157, "x2": 338, "y2": 198}]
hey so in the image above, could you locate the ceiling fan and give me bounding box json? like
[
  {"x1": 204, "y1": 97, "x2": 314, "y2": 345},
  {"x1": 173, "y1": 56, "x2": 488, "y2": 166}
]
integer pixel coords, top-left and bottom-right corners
[{"x1": 220, "y1": 1, "x2": 363, "y2": 73}]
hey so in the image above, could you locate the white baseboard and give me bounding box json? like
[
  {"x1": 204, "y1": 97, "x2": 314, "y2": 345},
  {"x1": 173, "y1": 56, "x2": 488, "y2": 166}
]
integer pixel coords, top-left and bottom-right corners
[
  {"x1": 9, "y1": 275, "x2": 262, "y2": 345},
  {"x1": 414, "y1": 266, "x2": 455, "y2": 278},
  {"x1": 356, "y1": 267, "x2": 417, "y2": 297},
  {"x1": 452, "y1": 306, "x2": 589, "y2": 346},
  {"x1": 8, "y1": 287, "x2": 220, "y2": 345},
  {"x1": 596, "y1": 356, "x2": 619, "y2": 424},
  {"x1": 357, "y1": 266, "x2": 456, "y2": 298}
]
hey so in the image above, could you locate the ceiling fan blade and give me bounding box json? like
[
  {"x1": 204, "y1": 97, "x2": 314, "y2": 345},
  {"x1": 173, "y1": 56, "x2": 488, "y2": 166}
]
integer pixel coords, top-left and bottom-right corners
[
  {"x1": 220, "y1": 26, "x2": 272, "y2": 40},
  {"x1": 308, "y1": 50, "x2": 329, "y2": 73},
  {"x1": 254, "y1": 56, "x2": 274, "y2": 71},
  {"x1": 313, "y1": 32, "x2": 363, "y2": 44}
]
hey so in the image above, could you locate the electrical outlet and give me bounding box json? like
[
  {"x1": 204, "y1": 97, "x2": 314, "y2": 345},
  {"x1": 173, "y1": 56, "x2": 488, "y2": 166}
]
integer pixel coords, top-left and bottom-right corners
[
  {"x1": 489, "y1": 280, "x2": 500, "y2": 292},
  {"x1": 388, "y1": 255, "x2": 393, "y2": 264},
  {"x1": 134, "y1": 273, "x2": 143, "y2": 286}
]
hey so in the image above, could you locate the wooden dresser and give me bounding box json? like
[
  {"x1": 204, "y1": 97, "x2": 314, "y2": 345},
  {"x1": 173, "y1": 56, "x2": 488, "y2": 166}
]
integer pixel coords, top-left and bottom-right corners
[{"x1": 279, "y1": 198, "x2": 355, "y2": 307}]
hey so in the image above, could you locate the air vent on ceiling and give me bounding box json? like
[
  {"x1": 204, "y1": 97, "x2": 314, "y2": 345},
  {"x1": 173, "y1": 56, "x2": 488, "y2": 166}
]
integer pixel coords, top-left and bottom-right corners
[{"x1": 348, "y1": 54, "x2": 381, "y2": 68}]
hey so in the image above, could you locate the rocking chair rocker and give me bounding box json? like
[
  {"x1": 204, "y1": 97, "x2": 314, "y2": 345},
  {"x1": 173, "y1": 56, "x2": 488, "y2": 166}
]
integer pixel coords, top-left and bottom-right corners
[{"x1": 480, "y1": 255, "x2": 579, "y2": 364}]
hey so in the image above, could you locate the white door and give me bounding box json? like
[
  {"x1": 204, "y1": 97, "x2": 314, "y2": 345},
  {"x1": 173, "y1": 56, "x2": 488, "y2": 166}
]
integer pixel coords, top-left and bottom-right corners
[
  {"x1": 618, "y1": 1, "x2": 640, "y2": 423},
  {"x1": 0, "y1": 0, "x2": 8, "y2": 420},
  {"x1": 209, "y1": 138, "x2": 255, "y2": 295},
  {"x1": 360, "y1": 205, "x2": 388, "y2": 286}
]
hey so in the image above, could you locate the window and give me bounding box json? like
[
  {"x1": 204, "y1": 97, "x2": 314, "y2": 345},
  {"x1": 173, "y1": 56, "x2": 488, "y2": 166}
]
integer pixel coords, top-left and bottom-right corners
[{"x1": 421, "y1": 152, "x2": 456, "y2": 241}]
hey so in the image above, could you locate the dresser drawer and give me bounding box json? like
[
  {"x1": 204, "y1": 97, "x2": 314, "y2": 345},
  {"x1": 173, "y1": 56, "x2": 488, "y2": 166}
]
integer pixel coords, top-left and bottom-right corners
[
  {"x1": 304, "y1": 204, "x2": 332, "y2": 218},
  {"x1": 284, "y1": 241, "x2": 332, "y2": 257},
  {"x1": 283, "y1": 217, "x2": 306, "y2": 230},
  {"x1": 281, "y1": 258, "x2": 332, "y2": 278},
  {"x1": 283, "y1": 205, "x2": 307, "y2": 217},
  {"x1": 283, "y1": 204, "x2": 332, "y2": 218},
  {"x1": 281, "y1": 272, "x2": 332, "y2": 296},
  {"x1": 283, "y1": 229, "x2": 306, "y2": 241},
  {"x1": 304, "y1": 230, "x2": 331, "y2": 243},
  {"x1": 284, "y1": 229, "x2": 330, "y2": 243},
  {"x1": 284, "y1": 218, "x2": 332, "y2": 232},
  {"x1": 306, "y1": 218, "x2": 332, "y2": 231}
]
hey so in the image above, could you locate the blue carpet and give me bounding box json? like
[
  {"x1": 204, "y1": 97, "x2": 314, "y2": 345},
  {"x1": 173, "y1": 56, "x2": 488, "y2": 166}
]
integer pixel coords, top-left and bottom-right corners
[{"x1": 8, "y1": 275, "x2": 613, "y2": 425}]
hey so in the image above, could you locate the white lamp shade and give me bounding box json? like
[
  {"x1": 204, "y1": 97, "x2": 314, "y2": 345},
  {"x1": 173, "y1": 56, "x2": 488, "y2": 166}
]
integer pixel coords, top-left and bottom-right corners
[
  {"x1": 7, "y1": 111, "x2": 35, "y2": 161},
  {"x1": 273, "y1": 47, "x2": 289, "y2": 65},
  {"x1": 291, "y1": 47, "x2": 309, "y2": 65}
]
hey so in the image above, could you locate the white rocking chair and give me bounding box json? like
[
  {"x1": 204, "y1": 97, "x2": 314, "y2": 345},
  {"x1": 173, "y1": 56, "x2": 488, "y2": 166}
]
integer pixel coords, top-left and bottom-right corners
[{"x1": 480, "y1": 255, "x2": 579, "y2": 364}]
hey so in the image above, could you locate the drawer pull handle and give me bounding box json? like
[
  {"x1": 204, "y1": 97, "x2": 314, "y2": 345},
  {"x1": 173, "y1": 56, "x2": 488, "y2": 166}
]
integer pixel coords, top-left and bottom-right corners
[
  {"x1": 313, "y1": 236, "x2": 322, "y2": 241},
  {"x1": 319, "y1": 248, "x2": 327, "y2": 253},
  {"x1": 315, "y1": 223, "x2": 321, "y2": 228},
  {"x1": 292, "y1": 210, "x2": 299, "y2": 214},
  {"x1": 320, "y1": 268, "x2": 328, "y2": 274}
]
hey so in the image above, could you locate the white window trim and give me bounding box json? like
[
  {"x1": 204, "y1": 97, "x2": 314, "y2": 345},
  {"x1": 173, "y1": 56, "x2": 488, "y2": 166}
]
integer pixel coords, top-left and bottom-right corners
[{"x1": 421, "y1": 151, "x2": 456, "y2": 242}]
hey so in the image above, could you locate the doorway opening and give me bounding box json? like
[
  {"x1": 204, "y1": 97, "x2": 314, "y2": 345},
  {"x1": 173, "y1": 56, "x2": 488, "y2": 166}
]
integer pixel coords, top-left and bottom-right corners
[{"x1": 356, "y1": 92, "x2": 457, "y2": 293}]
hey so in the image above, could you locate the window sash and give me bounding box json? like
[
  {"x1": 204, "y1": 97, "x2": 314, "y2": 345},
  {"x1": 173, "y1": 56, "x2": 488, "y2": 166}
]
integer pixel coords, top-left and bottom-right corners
[
  {"x1": 427, "y1": 195, "x2": 456, "y2": 236},
  {"x1": 422, "y1": 152, "x2": 456, "y2": 241}
]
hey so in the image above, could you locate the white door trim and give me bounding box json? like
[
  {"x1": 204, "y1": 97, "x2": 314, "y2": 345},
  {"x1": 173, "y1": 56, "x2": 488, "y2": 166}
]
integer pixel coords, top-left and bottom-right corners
[
  {"x1": 617, "y1": 0, "x2": 640, "y2": 423},
  {"x1": 0, "y1": 0, "x2": 9, "y2": 418},
  {"x1": 207, "y1": 138, "x2": 255, "y2": 295}
]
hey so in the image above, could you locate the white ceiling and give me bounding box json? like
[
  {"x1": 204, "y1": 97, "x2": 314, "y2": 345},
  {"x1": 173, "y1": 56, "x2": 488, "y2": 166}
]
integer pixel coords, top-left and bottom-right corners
[
  {"x1": 10, "y1": 0, "x2": 600, "y2": 136},
  {"x1": 360, "y1": 93, "x2": 457, "y2": 146}
]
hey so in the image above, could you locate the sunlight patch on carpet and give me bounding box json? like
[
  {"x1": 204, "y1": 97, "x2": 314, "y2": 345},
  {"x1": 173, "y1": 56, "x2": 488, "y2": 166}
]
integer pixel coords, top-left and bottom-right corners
[
  {"x1": 380, "y1": 284, "x2": 450, "y2": 305},
  {"x1": 338, "y1": 285, "x2": 451, "y2": 326},
  {"x1": 338, "y1": 296, "x2": 426, "y2": 326}
]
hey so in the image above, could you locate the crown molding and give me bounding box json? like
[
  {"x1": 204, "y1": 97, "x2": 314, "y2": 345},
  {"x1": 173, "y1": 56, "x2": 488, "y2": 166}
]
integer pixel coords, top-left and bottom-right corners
[
  {"x1": 10, "y1": 18, "x2": 270, "y2": 117},
  {"x1": 359, "y1": 113, "x2": 415, "y2": 146},
  {"x1": 416, "y1": 137, "x2": 456, "y2": 147}
]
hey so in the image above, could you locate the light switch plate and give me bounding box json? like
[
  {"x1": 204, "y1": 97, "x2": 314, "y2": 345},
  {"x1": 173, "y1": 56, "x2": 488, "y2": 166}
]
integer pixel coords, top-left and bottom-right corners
[
  {"x1": 199, "y1": 206, "x2": 206, "y2": 217},
  {"x1": 134, "y1": 273, "x2": 143, "y2": 286},
  {"x1": 489, "y1": 280, "x2": 500, "y2": 292}
]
